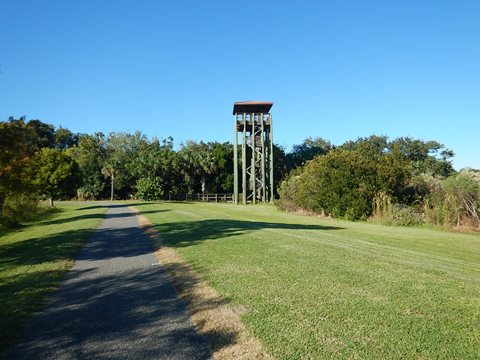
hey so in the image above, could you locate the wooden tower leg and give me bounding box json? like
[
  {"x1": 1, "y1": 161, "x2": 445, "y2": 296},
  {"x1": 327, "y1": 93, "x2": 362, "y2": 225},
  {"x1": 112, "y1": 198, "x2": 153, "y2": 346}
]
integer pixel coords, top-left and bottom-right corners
[
  {"x1": 242, "y1": 113, "x2": 247, "y2": 205},
  {"x1": 233, "y1": 115, "x2": 238, "y2": 204}
]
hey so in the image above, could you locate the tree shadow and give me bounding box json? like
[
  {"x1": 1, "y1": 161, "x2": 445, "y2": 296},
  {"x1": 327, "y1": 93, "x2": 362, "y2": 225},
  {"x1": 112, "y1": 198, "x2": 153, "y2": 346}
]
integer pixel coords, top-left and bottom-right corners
[
  {"x1": 163, "y1": 201, "x2": 195, "y2": 205},
  {"x1": 155, "y1": 219, "x2": 344, "y2": 248},
  {"x1": 2, "y1": 267, "x2": 210, "y2": 359},
  {"x1": 76, "y1": 203, "x2": 149, "y2": 210},
  {"x1": 40, "y1": 208, "x2": 168, "y2": 226},
  {"x1": 1, "y1": 207, "x2": 210, "y2": 358},
  {"x1": 0, "y1": 229, "x2": 98, "y2": 269},
  {"x1": 0, "y1": 268, "x2": 97, "y2": 355}
]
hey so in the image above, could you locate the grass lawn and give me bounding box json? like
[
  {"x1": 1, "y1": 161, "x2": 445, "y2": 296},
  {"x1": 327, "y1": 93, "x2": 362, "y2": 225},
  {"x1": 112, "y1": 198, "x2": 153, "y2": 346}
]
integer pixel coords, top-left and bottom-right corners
[
  {"x1": 136, "y1": 201, "x2": 480, "y2": 359},
  {"x1": 0, "y1": 203, "x2": 106, "y2": 354}
]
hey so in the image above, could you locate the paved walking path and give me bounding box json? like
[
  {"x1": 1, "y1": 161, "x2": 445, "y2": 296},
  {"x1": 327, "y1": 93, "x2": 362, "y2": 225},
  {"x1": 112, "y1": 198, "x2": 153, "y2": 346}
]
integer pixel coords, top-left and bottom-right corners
[{"x1": 3, "y1": 205, "x2": 210, "y2": 360}]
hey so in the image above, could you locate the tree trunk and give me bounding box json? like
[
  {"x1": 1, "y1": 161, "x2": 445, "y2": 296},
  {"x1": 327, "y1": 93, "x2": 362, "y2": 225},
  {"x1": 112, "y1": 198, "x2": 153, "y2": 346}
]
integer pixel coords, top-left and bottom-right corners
[
  {"x1": 0, "y1": 197, "x2": 4, "y2": 217},
  {"x1": 110, "y1": 175, "x2": 114, "y2": 201},
  {"x1": 201, "y1": 177, "x2": 206, "y2": 194},
  {"x1": 50, "y1": 197, "x2": 54, "y2": 207}
]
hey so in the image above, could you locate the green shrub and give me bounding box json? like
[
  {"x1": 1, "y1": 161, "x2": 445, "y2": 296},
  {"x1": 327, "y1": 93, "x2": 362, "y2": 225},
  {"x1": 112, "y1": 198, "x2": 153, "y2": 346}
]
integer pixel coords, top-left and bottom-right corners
[
  {"x1": 135, "y1": 177, "x2": 164, "y2": 201},
  {"x1": 0, "y1": 193, "x2": 48, "y2": 229},
  {"x1": 276, "y1": 170, "x2": 302, "y2": 212},
  {"x1": 372, "y1": 193, "x2": 423, "y2": 226},
  {"x1": 385, "y1": 204, "x2": 423, "y2": 226},
  {"x1": 285, "y1": 149, "x2": 411, "y2": 220},
  {"x1": 423, "y1": 173, "x2": 480, "y2": 228}
]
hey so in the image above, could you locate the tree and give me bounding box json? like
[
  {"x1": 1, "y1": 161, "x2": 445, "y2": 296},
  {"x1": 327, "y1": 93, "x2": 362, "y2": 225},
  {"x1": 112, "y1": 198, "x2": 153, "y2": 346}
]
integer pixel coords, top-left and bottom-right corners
[
  {"x1": 130, "y1": 136, "x2": 184, "y2": 195},
  {"x1": 288, "y1": 147, "x2": 412, "y2": 220},
  {"x1": 179, "y1": 141, "x2": 217, "y2": 193},
  {"x1": 25, "y1": 119, "x2": 56, "y2": 149},
  {"x1": 389, "y1": 137, "x2": 455, "y2": 177},
  {"x1": 286, "y1": 137, "x2": 332, "y2": 170},
  {"x1": 341, "y1": 135, "x2": 389, "y2": 156},
  {"x1": 104, "y1": 131, "x2": 148, "y2": 199},
  {"x1": 55, "y1": 127, "x2": 79, "y2": 149},
  {"x1": 101, "y1": 164, "x2": 118, "y2": 201},
  {"x1": 0, "y1": 118, "x2": 35, "y2": 216},
  {"x1": 33, "y1": 148, "x2": 81, "y2": 206},
  {"x1": 208, "y1": 142, "x2": 234, "y2": 193},
  {"x1": 70, "y1": 133, "x2": 107, "y2": 200}
]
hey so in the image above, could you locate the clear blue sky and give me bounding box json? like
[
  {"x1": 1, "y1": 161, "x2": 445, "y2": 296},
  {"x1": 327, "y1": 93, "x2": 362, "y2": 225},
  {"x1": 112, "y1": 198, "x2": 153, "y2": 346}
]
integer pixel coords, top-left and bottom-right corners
[{"x1": 1, "y1": 0, "x2": 479, "y2": 169}]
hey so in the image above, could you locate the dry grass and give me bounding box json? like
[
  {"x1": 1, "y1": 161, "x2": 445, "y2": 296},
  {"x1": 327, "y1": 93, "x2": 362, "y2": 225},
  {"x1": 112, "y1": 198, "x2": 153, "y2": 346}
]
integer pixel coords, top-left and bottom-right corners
[{"x1": 131, "y1": 207, "x2": 272, "y2": 360}]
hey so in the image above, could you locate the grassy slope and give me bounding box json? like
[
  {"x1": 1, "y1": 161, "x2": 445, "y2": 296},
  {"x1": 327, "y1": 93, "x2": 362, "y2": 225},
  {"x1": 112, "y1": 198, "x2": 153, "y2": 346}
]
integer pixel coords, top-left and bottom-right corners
[
  {"x1": 0, "y1": 203, "x2": 106, "y2": 353},
  {"x1": 137, "y1": 202, "x2": 480, "y2": 360}
]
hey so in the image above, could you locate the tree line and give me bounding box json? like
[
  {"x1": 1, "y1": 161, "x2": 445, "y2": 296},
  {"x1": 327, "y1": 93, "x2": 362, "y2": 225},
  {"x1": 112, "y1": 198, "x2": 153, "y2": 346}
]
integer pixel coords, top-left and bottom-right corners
[
  {"x1": 277, "y1": 135, "x2": 480, "y2": 229},
  {"x1": 1, "y1": 116, "x2": 479, "y2": 230},
  {"x1": 0, "y1": 117, "x2": 235, "y2": 214}
]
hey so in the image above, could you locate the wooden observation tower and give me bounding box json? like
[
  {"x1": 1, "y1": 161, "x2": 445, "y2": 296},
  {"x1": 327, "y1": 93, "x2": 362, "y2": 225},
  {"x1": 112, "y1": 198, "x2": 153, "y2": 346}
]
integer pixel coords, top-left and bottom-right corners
[{"x1": 233, "y1": 101, "x2": 274, "y2": 204}]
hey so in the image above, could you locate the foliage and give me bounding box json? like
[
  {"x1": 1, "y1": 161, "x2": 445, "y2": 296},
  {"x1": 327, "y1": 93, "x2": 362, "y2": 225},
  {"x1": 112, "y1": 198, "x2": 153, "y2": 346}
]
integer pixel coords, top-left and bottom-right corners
[
  {"x1": 33, "y1": 148, "x2": 81, "y2": 206},
  {"x1": 388, "y1": 137, "x2": 455, "y2": 177},
  {"x1": 0, "y1": 118, "x2": 36, "y2": 215},
  {"x1": 70, "y1": 133, "x2": 107, "y2": 200},
  {"x1": 178, "y1": 141, "x2": 234, "y2": 194},
  {"x1": 278, "y1": 135, "x2": 470, "y2": 227},
  {"x1": 103, "y1": 132, "x2": 146, "y2": 199},
  {"x1": 276, "y1": 168, "x2": 303, "y2": 212},
  {"x1": 386, "y1": 204, "x2": 423, "y2": 226},
  {"x1": 285, "y1": 137, "x2": 332, "y2": 169},
  {"x1": 1, "y1": 115, "x2": 476, "y2": 229},
  {"x1": 292, "y1": 148, "x2": 412, "y2": 220},
  {"x1": 135, "y1": 177, "x2": 164, "y2": 200},
  {"x1": 1, "y1": 194, "x2": 40, "y2": 226},
  {"x1": 421, "y1": 172, "x2": 480, "y2": 228},
  {"x1": 372, "y1": 194, "x2": 423, "y2": 226}
]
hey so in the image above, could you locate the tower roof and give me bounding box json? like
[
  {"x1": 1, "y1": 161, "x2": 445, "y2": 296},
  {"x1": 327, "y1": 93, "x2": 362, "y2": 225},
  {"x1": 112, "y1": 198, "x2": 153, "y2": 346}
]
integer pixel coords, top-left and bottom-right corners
[{"x1": 233, "y1": 101, "x2": 273, "y2": 115}]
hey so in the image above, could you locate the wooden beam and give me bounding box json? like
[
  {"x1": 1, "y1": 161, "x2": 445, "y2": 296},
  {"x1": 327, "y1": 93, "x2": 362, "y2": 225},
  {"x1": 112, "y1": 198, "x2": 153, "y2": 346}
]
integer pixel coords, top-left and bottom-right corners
[{"x1": 233, "y1": 115, "x2": 238, "y2": 204}]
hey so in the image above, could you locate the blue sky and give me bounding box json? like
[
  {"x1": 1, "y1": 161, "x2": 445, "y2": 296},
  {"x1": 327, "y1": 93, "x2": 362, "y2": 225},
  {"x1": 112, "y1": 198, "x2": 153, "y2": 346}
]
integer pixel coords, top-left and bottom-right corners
[{"x1": 1, "y1": 0, "x2": 479, "y2": 169}]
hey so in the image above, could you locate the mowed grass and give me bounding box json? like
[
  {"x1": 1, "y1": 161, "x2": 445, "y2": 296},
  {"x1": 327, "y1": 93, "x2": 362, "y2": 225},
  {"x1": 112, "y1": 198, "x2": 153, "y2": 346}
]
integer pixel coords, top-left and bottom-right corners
[
  {"x1": 0, "y1": 203, "x2": 106, "y2": 353},
  {"x1": 136, "y1": 201, "x2": 480, "y2": 359}
]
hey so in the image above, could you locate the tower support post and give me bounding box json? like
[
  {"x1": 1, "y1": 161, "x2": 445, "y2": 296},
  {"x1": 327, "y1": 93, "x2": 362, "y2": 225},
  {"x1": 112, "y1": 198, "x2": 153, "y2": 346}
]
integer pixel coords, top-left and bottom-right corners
[
  {"x1": 242, "y1": 113, "x2": 247, "y2": 205},
  {"x1": 269, "y1": 114, "x2": 274, "y2": 203},
  {"x1": 233, "y1": 101, "x2": 274, "y2": 204},
  {"x1": 233, "y1": 115, "x2": 238, "y2": 204}
]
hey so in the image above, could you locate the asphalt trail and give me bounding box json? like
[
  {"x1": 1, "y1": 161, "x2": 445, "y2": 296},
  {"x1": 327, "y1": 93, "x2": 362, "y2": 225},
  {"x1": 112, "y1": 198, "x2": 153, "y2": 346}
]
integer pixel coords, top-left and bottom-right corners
[{"x1": 3, "y1": 204, "x2": 210, "y2": 360}]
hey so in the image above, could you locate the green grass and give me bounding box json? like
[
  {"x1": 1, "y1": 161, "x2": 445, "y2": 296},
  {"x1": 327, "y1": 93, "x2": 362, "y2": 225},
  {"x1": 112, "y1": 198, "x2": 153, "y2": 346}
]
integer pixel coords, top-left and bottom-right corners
[
  {"x1": 136, "y1": 201, "x2": 480, "y2": 359},
  {"x1": 0, "y1": 203, "x2": 106, "y2": 353}
]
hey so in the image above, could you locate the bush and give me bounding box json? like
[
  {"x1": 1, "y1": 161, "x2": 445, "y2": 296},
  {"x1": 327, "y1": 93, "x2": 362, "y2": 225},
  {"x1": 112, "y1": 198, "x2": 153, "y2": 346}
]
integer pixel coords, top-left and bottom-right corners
[
  {"x1": 0, "y1": 194, "x2": 40, "y2": 228},
  {"x1": 385, "y1": 204, "x2": 423, "y2": 226},
  {"x1": 135, "y1": 177, "x2": 164, "y2": 201},
  {"x1": 371, "y1": 193, "x2": 423, "y2": 226},
  {"x1": 283, "y1": 149, "x2": 411, "y2": 220},
  {"x1": 444, "y1": 174, "x2": 479, "y2": 227},
  {"x1": 422, "y1": 172, "x2": 480, "y2": 228},
  {"x1": 276, "y1": 170, "x2": 302, "y2": 212}
]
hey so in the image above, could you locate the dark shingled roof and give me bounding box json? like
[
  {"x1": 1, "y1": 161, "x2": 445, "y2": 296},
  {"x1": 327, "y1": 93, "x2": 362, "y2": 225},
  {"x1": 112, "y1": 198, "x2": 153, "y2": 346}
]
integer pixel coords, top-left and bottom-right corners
[{"x1": 233, "y1": 101, "x2": 273, "y2": 115}]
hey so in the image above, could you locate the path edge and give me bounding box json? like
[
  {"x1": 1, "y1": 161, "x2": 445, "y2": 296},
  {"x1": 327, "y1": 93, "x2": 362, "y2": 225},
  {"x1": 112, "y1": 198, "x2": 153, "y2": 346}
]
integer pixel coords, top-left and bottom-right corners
[{"x1": 129, "y1": 206, "x2": 273, "y2": 360}]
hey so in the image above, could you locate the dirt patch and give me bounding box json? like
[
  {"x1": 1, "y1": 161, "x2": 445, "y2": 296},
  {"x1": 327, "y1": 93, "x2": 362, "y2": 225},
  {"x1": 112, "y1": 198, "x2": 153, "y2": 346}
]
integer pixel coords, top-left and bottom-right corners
[{"x1": 130, "y1": 206, "x2": 273, "y2": 360}]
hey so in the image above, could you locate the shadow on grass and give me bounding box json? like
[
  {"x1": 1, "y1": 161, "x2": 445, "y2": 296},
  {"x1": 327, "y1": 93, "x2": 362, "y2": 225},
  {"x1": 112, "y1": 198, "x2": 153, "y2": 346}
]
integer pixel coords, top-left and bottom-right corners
[
  {"x1": 40, "y1": 207, "x2": 168, "y2": 226},
  {"x1": 0, "y1": 203, "x2": 210, "y2": 358},
  {"x1": 0, "y1": 268, "x2": 95, "y2": 354},
  {"x1": 156, "y1": 219, "x2": 344, "y2": 248},
  {"x1": 2, "y1": 267, "x2": 210, "y2": 359},
  {"x1": 76, "y1": 203, "x2": 150, "y2": 210},
  {"x1": 0, "y1": 226, "x2": 97, "y2": 355}
]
